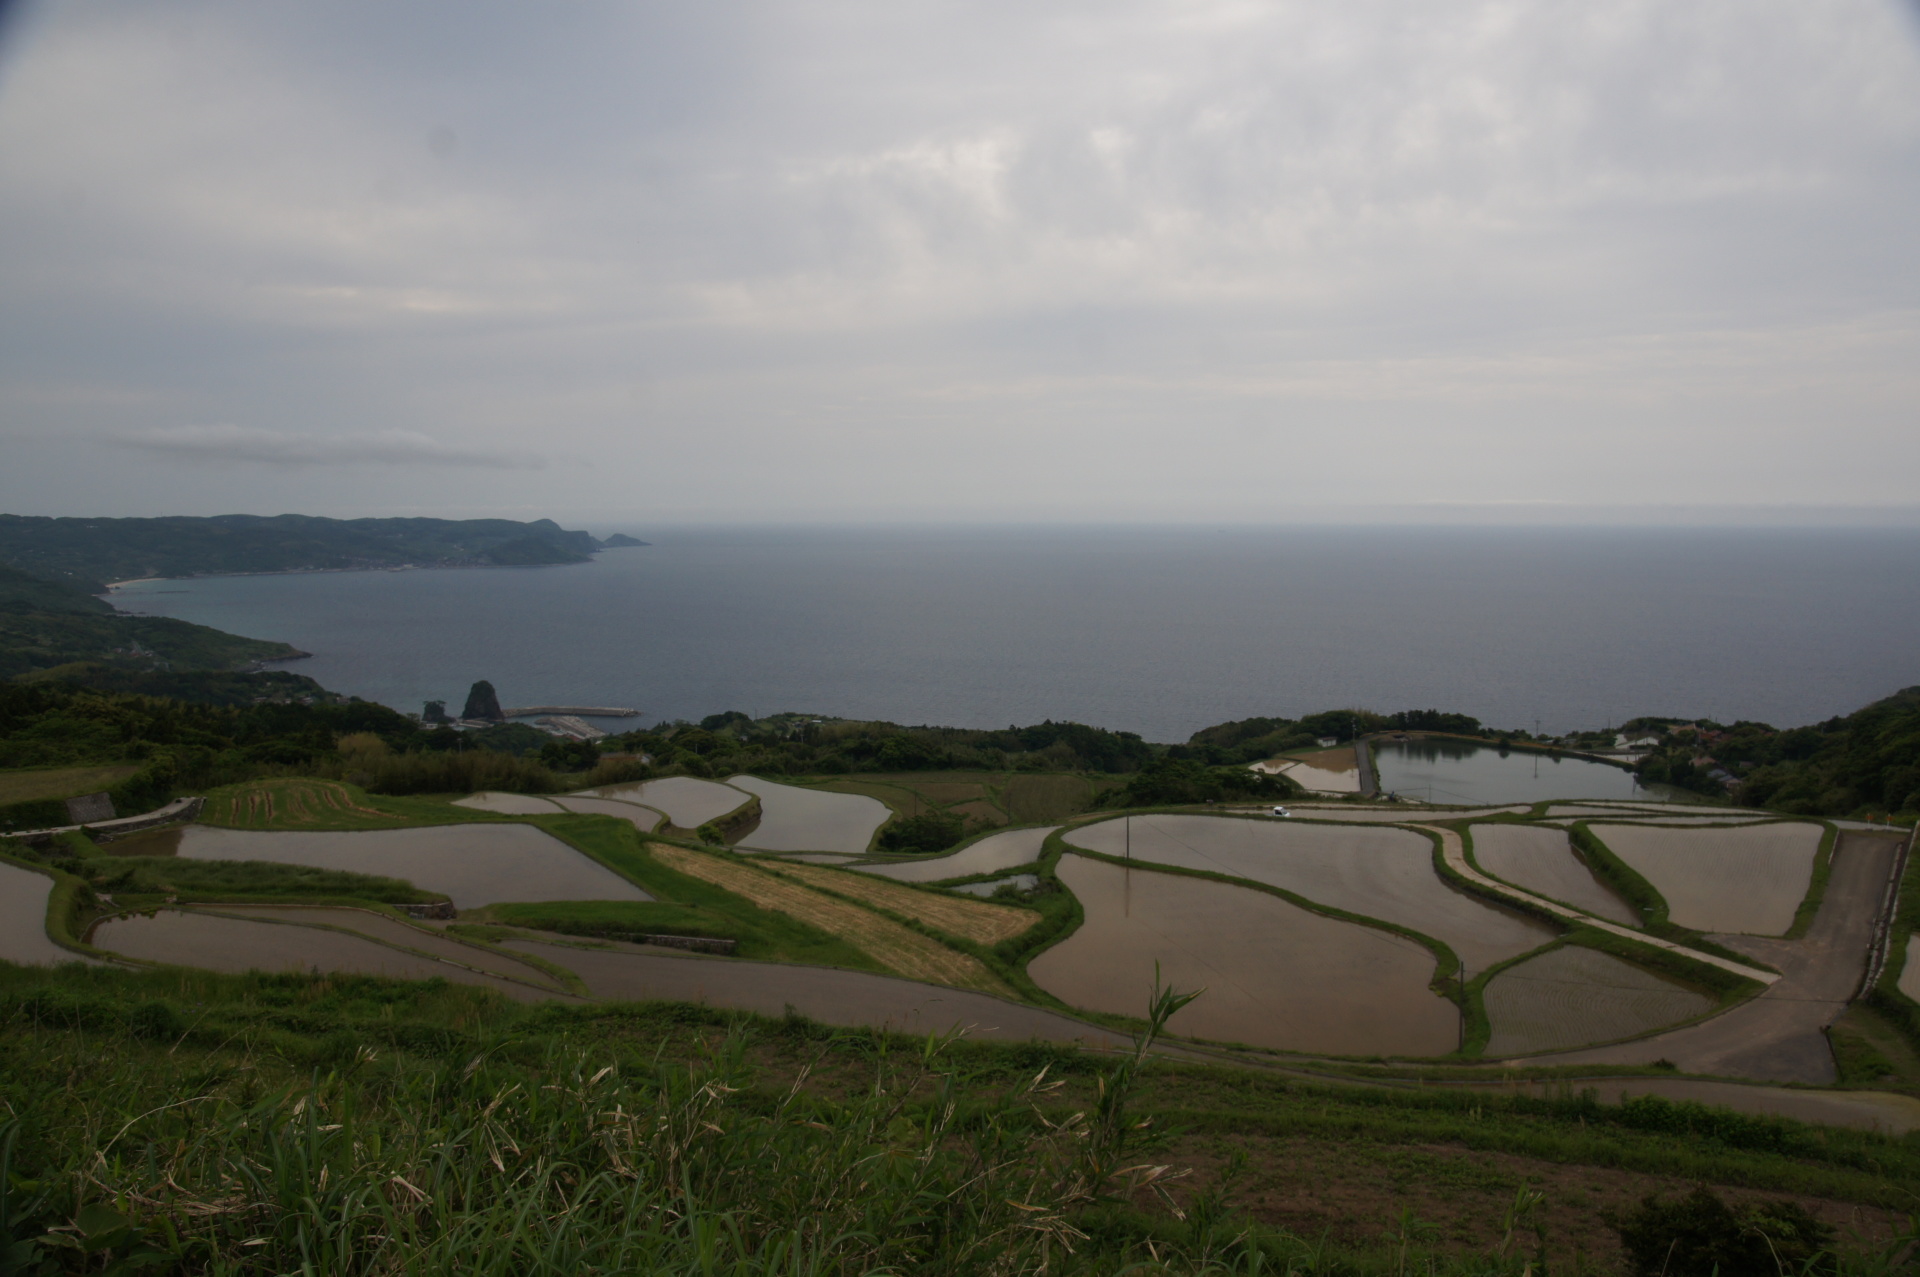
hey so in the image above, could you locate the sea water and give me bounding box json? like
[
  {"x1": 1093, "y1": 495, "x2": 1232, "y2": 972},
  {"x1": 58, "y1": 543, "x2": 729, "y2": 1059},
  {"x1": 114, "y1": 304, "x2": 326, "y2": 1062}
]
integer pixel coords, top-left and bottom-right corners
[{"x1": 109, "y1": 525, "x2": 1920, "y2": 741}]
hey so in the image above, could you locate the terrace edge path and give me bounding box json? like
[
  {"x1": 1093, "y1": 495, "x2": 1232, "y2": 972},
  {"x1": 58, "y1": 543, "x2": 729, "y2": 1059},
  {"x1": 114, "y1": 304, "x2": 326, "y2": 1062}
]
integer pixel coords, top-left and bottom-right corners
[
  {"x1": 1518, "y1": 832, "x2": 1903, "y2": 1084},
  {"x1": 1420, "y1": 825, "x2": 1780, "y2": 984}
]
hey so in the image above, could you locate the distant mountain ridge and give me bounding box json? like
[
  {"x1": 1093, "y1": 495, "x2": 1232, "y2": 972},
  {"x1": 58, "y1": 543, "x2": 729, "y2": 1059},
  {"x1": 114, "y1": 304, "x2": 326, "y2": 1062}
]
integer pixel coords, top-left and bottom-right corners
[{"x1": 0, "y1": 513, "x2": 645, "y2": 590}]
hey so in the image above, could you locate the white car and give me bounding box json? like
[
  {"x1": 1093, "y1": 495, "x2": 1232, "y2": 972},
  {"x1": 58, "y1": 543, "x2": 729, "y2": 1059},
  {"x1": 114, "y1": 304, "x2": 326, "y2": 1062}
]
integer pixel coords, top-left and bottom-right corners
[{"x1": 1271, "y1": 805, "x2": 1292, "y2": 818}]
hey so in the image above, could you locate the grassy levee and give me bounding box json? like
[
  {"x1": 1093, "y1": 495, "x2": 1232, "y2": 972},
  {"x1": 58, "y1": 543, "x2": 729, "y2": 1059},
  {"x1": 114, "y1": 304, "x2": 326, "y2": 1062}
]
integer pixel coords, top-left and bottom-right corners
[
  {"x1": 1566, "y1": 821, "x2": 1667, "y2": 927},
  {"x1": 3, "y1": 960, "x2": 1919, "y2": 1275},
  {"x1": 1785, "y1": 821, "x2": 1841, "y2": 939}
]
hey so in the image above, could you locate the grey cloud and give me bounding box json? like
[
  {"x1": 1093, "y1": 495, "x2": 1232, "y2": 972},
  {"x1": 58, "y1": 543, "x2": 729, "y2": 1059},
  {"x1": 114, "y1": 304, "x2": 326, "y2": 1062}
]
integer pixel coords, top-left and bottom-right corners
[{"x1": 111, "y1": 424, "x2": 542, "y2": 470}]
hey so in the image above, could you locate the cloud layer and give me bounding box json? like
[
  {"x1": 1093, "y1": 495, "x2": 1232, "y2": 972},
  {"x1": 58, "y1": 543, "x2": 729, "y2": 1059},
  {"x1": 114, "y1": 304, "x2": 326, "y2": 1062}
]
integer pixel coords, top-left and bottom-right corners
[
  {"x1": 0, "y1": 1, "x2": 1916, "y2": 521},
  {"x1": 111, "y1": 424, "x2": 541, "y2": 469}
]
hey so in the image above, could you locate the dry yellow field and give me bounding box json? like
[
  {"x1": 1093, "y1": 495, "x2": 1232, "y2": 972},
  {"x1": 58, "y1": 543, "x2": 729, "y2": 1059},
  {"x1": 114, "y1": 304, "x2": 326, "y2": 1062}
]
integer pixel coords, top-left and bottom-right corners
[
  {"x1": 648, "y1": 844, "x2": 1011, "y2": 995},
  {"x1": 762, "y1": 859, "x2": 1037, "y2": 944}
]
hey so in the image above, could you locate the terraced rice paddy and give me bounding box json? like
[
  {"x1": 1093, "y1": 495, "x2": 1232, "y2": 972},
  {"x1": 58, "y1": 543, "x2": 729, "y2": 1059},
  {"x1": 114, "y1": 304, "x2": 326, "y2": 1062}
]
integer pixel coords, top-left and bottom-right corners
[
  {"x1": 173, "y1": 825, "x2": 651, "y2": 909},
  {"x1": 91, "y1": 909, "x2": 552, "y2": 1000},
  {"x1": 547, "y1": 795, "x2": 664, "y2": 831},
  {"x1": 0, "y1": 763, "x2": 143, "y2": 805},
  {"x1": 647, "y1": 844, "x2": 1008, "y2": 994},
  {"x1": 1592, "y1": 821, "x2": 1821, "y2": 935},
  {"x1": 1065, "y1": 815, "x2": 1554, "y2": 971},
  {"x1": 0, "y1": 861, "x2": 89, "y2": 965},
  {"x1": 580, "y1": 776, "x2": 750, "y2": 828},
  {"x1": 1032, "y1": 856, "x2": 1457, "y2": 1055},
  {"x1": 1482, "y1": 945, "x2": 1716, "y2": 1056},
  {"x1": 728, "y1": 776, "x2": 890, "y2": 853},
  {"x1": 759, "y1": 860, "x2": 1036, "y2": 945},
  {"x1": 208, "y1": 906, "x2": 562, "y2": 987},
  {"x1": 453, "y1": 792, "x2": 564, "y2": 815},
  {"x1": 854, "y1": 826, "x2": 1055, "y2": 882},
  {"x1": 1468, "y1": 824, "x2": 1638, "y2": 925}
]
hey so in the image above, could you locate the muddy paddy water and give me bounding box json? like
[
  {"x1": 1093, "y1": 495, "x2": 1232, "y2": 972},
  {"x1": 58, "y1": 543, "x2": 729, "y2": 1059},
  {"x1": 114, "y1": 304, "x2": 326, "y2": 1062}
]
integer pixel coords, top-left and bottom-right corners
[
  {"x1": 1467, "y1": 825, "x2": 1638, "y2": 925},
  {"x1": 854, "y1": 827, "x2": 1055, "y2": 882},
  {"x1": 172, "y1": 825, "x2": 650, "y2": 909},
  {"x1": 1483, "y1": 945, "x2": 1716, "y2": 1056},
  {"x1": 582, "y1": 777, "x2": 748, "y2": 828},
  {"x1": 1031, "y1": 855, "x2": 1457, "y2": 1055},
  {"x1": 727, "y1": 776, "x2": 890, "y2": 853},
  {"x1": 91, "y1": 909, "x2": 556, "y2": 1001},
  {"x1": 452, "y1": 792, "x2": 564, "y2": 815},
  {"x1": 1592, "y1": 822, "x2": 1821, "y2": 935},
  {"x1": 0, "y1": 862, "x2": 92, "y2": 965},
  {"x1": 547, "y1": 795, "x2": 665, "y2": 831},
  {"x1": 1065, "y1": 815, "x2": 1553, "y2": 972}
]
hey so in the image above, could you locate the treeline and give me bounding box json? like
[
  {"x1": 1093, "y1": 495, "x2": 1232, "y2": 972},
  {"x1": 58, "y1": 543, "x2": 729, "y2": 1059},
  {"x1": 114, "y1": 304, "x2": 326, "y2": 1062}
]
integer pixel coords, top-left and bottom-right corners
[
  {"x1": 1174, "y1": 708, "x2": 1494, "y2": 766},
  {"x1": 606, "y1": 713, "x2": 1158, "y2": 777},
  {"x1": 1632, "y1": 687, "x2": 1920, "y2": 817},
  {"x1": 0, "y1": 512, "x2": 617, "y2": 590}
]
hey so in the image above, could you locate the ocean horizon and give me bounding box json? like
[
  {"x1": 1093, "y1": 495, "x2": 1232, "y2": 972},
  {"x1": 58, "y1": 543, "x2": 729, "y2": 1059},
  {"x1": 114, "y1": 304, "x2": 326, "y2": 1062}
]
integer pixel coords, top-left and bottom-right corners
[{"x1": 109, "y1": 524, "x2": 1920, "y2": 742}]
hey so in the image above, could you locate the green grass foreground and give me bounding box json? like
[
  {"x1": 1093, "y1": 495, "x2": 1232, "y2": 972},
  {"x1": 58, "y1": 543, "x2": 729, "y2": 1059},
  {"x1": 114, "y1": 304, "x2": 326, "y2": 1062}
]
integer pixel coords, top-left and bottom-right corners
[{"x1": 4, "y1": 962, "x2": 1920, "y2": 1276}]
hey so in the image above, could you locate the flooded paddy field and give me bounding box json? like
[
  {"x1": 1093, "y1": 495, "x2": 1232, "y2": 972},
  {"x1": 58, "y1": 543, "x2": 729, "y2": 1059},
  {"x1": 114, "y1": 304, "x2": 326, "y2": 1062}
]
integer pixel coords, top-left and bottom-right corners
[
  {"x1": 1467, "y1": 825, "x2": 1638, "y2": 925},
  {"x1": 1592, "y1": 822, "x2": 1821, "y2": 935},
  {"x1": 0, "y1": 861, "x2": 91, "y2": 965},
  {"x1": 1482, "y1": 945, "x2": 1716, "y2": 1056},
  {"x1": 1031, "y1": 855, "x2": 1458, "y2": 1055},
  {"x1": 581, "y1": 776, "x2": 748, "y2": 828},
  {"x1": 209, "y1": 906, "x2": 562, "y2": 987},
  {"x1": 504, "y1": 938, "x2": 1126, "y2": 1047},
  {"x1": 91, "y1": 909, "x2": 556, "y2": 1001},
  {"x1": 727, "y1": 776, "x2": 890, "y2": 853},
  {"x1": 548, "y1": 795, "x2": 665, "y2": 831},
  {"x1": 173, "y1": 825, "x2": 651, "y2": 909},
  {"x1": 854, "y1": 826, "x2": 1056, "y2": 882},
  {"x1": 1065, "y1": 815, "x2": 1554, "y2": 972},
  {"x1": 452, "y1": 792, "x2": 564, "y2": 815}
]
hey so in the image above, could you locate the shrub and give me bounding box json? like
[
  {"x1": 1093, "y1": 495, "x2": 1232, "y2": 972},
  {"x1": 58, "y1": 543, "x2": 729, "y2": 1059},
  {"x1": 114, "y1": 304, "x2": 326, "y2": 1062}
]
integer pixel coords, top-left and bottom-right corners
[
  {"x1": 877, "y1": 810, "x2": 968, "y2": 854},
  {"x1": 1610, "y1": 1186, "x2": 1832, "y2": 1277}
]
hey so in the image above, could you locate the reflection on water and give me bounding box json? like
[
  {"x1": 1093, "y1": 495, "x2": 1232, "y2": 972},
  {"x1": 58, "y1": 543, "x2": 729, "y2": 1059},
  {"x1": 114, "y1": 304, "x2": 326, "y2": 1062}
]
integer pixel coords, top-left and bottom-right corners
[
  {"x1": 1031, "y1": 855, "x2": 1458, "y2": 1055},
  {"x1": 1374, "y1": 740, "x2": 1678, "y2": 805},
  {"x1": 727, "y1": 776, "x2": 890, "y2": 853},
  {"x1": 949, "y1": 874, "x2": 1040, "y2": 897}
]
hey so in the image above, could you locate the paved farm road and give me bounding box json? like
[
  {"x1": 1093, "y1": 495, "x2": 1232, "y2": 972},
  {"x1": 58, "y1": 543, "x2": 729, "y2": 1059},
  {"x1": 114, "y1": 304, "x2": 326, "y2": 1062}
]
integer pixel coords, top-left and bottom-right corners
[{"x1": 1522, "y1": 832, "x2": 1902, "y2": 1083}]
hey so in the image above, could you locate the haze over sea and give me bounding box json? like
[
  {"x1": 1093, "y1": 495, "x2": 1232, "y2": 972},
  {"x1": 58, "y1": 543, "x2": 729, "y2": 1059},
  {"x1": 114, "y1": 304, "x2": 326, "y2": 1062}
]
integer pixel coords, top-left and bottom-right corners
[{"x1": 111, "y1": 526, "x2": 1920, "y2": 743}]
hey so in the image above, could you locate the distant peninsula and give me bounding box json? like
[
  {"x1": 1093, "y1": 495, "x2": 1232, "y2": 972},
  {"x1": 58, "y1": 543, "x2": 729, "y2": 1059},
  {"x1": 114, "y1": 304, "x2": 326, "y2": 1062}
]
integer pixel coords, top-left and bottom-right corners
[{"x1": 0, "y1": 513, "x2": 647, "y2": 591}]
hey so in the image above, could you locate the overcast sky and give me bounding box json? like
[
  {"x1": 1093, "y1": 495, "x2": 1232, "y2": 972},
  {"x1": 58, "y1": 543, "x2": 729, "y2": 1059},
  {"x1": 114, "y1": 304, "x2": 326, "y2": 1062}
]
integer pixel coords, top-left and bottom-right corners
[{"x1": 1, "y1": 0, "x2": 1917, "y2": 525}]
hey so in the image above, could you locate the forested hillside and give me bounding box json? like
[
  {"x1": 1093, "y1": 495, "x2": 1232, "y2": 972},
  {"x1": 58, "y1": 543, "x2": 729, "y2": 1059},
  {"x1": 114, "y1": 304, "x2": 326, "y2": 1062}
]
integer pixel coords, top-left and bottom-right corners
[{"x1": 0, "y1": 513, "x2": 627, "y2": 588}]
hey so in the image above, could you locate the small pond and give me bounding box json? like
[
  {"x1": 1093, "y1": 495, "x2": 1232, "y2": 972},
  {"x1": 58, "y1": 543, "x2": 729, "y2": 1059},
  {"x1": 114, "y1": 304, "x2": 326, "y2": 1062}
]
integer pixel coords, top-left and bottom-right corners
[{"x1": 1373, "y1": 740, "x2": 1680, "y2": 805}]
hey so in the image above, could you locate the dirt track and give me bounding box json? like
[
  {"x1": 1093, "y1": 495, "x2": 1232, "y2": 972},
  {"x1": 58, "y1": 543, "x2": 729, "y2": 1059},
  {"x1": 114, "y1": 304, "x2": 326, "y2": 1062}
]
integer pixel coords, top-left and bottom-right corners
[{"x1": 1521, "y1": 832, "x2": 1901, "y2": 1083}]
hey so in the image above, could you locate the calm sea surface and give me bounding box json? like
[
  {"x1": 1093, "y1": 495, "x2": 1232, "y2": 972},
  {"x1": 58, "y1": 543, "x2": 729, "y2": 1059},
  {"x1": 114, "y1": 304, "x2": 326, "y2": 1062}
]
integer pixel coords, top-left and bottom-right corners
[{"x1": 110, "y1": 526, "x2": 1920, "y2": 742}]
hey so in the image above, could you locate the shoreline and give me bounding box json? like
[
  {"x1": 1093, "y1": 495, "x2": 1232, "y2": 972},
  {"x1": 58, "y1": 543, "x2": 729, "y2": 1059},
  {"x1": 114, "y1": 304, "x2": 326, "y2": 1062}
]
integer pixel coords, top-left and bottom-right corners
[{"x1": 100, "y1": 558, "x2": 599, "y2": 593}]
